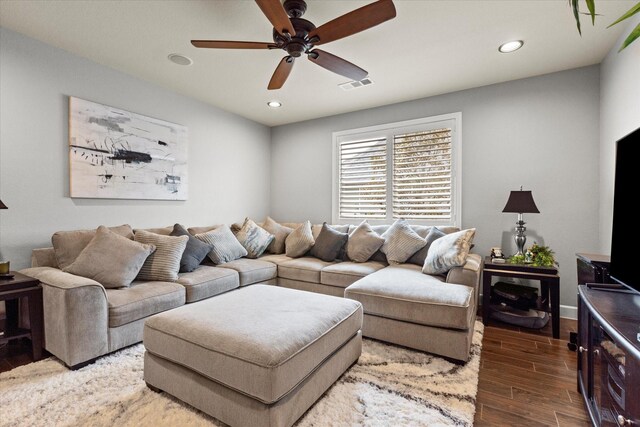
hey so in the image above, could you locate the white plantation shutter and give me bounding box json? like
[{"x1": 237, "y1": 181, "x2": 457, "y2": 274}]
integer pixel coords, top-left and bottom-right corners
[
  {"x1": 339, "y1": 137, "x2": 387, "y2": 219},
  {"x1": 393, "y1": 128, "x2": 452, "y2": 220},
  {"x1": 333, "y1": 113, "x2": 461, "y2": 226}
]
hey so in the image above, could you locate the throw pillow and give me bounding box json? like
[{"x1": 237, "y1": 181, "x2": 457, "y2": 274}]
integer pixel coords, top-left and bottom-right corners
[
  {"x1": 262, "y1": 216, "x2": 293, "y2": 254},
  {"x1": 422, "y1": 228, "x2": 476, "y2": 275},
  {"x1": 346, "y1": 220, "x2": 385, "y2": 263},
  {"x1": 285, "y1": 220, "x2": 315, "y2": 258},
  {"x1": 63, "y1": 225, "x2": 155, "y2": 288},
  {"x1": 195, "y1": 226, "x2": 248, "y2": 264},
  {"x1": 309, "y1": 223, "x2": 348, "y2": 262},
  {"x1": 52, "y1": 224, "x2": 134, "y2": 270},
  {"x1": 380, "y1": 219, "x2": 427, "y2": 265},
  {"x1": 134, "y1": 229, "x2": 189, "y2": 281},
  {"x1": 170, "y1": 224, "x2": 213, "y2": 273},
  {"x1": 235, "y1": 218, "x2": 275, "y2": 259},
  {"x1": 407, "y1": 227, "x2": 446, "y2": 266}
]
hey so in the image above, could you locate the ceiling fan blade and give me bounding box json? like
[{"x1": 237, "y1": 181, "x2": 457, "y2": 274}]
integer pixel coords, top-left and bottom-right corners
[
  {"x1": 268, "y1": 56, "x2": 294, "y2": 90},
  {"x1": 308, "y1": 49, "x2": 368, "y2": 81},
  {"x1": 255, "y1": 0, "x2": 296, "y2": 36},
  {"x1": 309, "y1": 0, "x2": 396, "y2": 46},
  {"x1": 191, "y1": 40, "x2": 274, "y2": 49}
]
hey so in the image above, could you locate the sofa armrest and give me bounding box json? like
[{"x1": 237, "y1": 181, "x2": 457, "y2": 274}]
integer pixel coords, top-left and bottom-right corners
[
  {"x1": 445, "y1": 253, "x2": 483, "y2": 291},
  {"x1": 19, "y1": 267, "x2": 109, "y2": 368},
  {"x1": 31, "y1": 247, "x2": 58, "y2": 268}
]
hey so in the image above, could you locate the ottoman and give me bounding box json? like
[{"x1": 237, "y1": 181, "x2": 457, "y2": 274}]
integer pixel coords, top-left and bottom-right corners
[{"x1": 143, "y1": 284, "x2": 363, "y2": 427}]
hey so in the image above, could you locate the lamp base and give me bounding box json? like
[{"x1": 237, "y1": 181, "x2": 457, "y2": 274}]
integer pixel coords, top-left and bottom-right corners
[{"x1": 514, "y1": 219, "x2": 527, "y2": 256}]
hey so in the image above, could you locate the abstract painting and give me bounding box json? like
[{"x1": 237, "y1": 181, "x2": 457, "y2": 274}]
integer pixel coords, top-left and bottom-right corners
[{"x1": 69, "y1": 97, "x2": 188, "y2": 200}]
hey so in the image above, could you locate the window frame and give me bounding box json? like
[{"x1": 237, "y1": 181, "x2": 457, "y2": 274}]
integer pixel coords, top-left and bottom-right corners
[{"x1": 332, "y1": 112, "x2": 462, "y2": 227}]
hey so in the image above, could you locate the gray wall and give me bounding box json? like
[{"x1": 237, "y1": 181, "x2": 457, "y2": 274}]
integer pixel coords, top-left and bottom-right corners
[
  {"x1": 599, "y1": 16, "x2": 640, "y2": 254},
  {"x1": 271, "y1": 66, "x2": 602, "y2": 311},
  {"x1": 0, "y1": 28, "x2": 271, "y2": 270}
]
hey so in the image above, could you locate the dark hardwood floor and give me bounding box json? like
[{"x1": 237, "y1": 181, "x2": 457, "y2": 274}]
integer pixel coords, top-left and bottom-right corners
[
  {"x1": 475, "y1": 317, "x2": 588, "y2": 427},
  {"x1": 1, "y1": 316, "x2": 587, "y2": 425}
]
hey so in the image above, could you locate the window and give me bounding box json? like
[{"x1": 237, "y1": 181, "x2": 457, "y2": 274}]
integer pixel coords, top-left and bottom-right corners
[{"x1": 332, "y1": 113, "x2": 461, "y2": 226}]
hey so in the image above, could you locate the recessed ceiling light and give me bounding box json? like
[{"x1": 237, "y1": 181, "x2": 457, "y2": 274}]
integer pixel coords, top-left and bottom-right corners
[
  {"x1": 168, "y1": 53, "x2": 193, "y2": 66},
  {"x1": 267, "y1": 101, "x2": 282, "y2": 108},
  {"x1": 498, "y1": 40, "x2": 524, "y2": 53}
]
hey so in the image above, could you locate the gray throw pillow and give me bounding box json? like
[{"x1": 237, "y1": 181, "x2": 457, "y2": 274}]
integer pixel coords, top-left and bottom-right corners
[
  {"x1": 285, "y1": 220, "x2": 315, "y2": 258},
  {"x1": 347, "y1": 220, "x2": 385, "y2": 263},
  {"x1": 407, "y1": 227, "x2": 446, "y2": 266},
  {"x1": 309, "y1": 223, "x2": 348, "y2": 262},
  {"x1": 170, "y1": 224, "x2": 213, "y2": 273},
  {"x1": 380, "y1": 219, "x2": 427, "y2": 265},
  {"x1": 52, "y1": 224, "x2": 134, "y2": 270},
  {"x1": 134, "y1": 229, "x2": 189, "y2": 281},
  {"x1": 63, "y1": 225, "x2": 155, "y2": 288},
  {"x1": 235, "y1": 218, "x2": 275, "y2": 259},
  {"x1": 422, "y1": 228, "x2": 476, "y2": 275},
  {"x1": 262, "y1": 216, "x2": 293, "y2": 254},
  {"x1": 195, "y1": 226, "x2": 248, "y2": 264}
]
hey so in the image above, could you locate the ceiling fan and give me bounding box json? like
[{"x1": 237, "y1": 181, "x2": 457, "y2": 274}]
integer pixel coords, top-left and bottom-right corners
[{"x1": 191, "y1": 0, "x2": 396, "y2": 90}]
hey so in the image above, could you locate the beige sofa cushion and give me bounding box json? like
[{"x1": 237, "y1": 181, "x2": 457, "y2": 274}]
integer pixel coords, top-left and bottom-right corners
[
  {"x1": 278, "y1": 257, "x2": 335, "y2": 283},
  {"x1": 177, "y1": 265, "x2": 239, "y2": 303},
  {"x1": 105, "y1": 280, "x2": 185, "y2": 327},
  {"x1": 63, "y1": 226, "x2": 155, "y2": 289},
  {"x1": 258, "y1": 253, "x2": 294, "y2": 265},
  {"x1": 143, "y1": 285, "x2": 362, "y2": 404},
  {"x1": 321, "y1": 261, "x2": 387, "y2": 288},
  {"x1": 217, "y1": 258, "x2": 277, "y2": 286},
  {"x1": 52, "y1": 224, "x2": 134, "y2": 269},
  {"x1": 344, "y1": 264, "x2": 474, "y2": 330}
]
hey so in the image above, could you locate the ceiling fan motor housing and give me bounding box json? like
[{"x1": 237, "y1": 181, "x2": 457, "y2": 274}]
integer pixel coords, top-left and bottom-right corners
[{"x1": 272, "y1": 16, "x2": 316, "y2": 57}]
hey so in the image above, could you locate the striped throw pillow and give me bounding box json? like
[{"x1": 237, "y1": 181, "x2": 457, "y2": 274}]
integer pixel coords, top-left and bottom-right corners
[
  {"x1": 285, "y1": 220, "x2": 315, "y2": 258},
  {"x1": 380, "y1": 219, "x2": 427, "y2": 265},
  {"x1": 134, "y1": 229, "x2": 188, "y2": 281},
  {"x1": 195, "y1": 226, "x2": 248, "y2": 264}
]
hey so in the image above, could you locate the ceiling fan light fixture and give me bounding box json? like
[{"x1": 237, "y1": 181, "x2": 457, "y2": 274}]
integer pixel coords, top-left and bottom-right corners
[
  {"x1": 498, "y1": 40, "x2": 524, "y2": 53},
  {"x1": 168, "y1": 53, "x2": 193, "y2": 66},
  {"x1": 267, "y1": 100, "x2": 282, "y2": 108}
]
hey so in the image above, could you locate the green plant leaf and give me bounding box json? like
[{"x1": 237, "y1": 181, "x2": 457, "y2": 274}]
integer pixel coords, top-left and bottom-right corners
[
  {"x1": 585, "y1": 0, "x2": 596, "y2": 24},
  {"x1": 607, "y1": 2, "x2": 640, "y2": 28},
  {"x1": 619, "y1": 22, "x2": 640, "y2": 51},
  {"x1": 571, "y1": 0, "x2": 582, "y2": 35}
]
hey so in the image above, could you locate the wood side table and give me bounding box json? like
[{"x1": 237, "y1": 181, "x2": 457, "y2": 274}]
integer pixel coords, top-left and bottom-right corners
[
  {"x1": 482, "y1": 257, "x2": 561, "y2": 339},
  {"x1": 0, "y1": 271, "x2": 44, "y2": 360}
]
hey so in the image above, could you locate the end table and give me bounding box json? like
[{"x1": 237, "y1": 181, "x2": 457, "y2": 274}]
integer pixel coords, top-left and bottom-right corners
[
  {"x1": 482, "y1": 257, "x2": 561, "y2": 339},
  {"x1": 0, "y1": 271, "x2": 44, "y2": 360}
]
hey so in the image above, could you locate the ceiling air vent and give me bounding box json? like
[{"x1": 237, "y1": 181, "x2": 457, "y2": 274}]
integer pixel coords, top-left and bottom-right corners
[{"x1": 339, "y1": 78, "x2": 374, "y2": 91}]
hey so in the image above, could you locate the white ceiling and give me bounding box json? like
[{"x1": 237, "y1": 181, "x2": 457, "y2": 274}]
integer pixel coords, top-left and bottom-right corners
[{"x1": 0, "y1": 0, "x2": 633, "y2": 126}]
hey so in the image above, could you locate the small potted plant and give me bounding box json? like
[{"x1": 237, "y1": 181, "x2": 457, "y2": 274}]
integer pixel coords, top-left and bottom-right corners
[{"x1": 508, "y1": 242, "x2": 558, "y2": 267}]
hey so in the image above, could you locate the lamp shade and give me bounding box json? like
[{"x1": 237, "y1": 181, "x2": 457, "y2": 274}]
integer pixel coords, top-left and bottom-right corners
[
  {"x1": 502, "y1": 190, "x2": 539, "y2": 214},
  {"x1": 0, "y1": 199, "x2": 7, "y2": 209}
]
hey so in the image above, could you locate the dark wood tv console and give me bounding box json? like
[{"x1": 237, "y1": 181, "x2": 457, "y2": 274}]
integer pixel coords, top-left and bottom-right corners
[{"x1": 578, "y1": 284, "x2": 640, "y2": 426}]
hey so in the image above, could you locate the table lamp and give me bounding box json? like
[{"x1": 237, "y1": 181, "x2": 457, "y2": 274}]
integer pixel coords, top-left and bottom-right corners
[{"x1": 502, "y1": 187, "x2": 539, "y2": 256}]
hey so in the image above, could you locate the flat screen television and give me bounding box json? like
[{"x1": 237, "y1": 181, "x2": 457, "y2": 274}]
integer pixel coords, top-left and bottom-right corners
[{"x1": 609, "y1": 126, "x2": 640, "y2": 293}]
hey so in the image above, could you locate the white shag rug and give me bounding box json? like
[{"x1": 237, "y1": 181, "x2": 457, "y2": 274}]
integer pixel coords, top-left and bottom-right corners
[{"x1": 0, "y1": 321, "x2": 483, "y2": 427}]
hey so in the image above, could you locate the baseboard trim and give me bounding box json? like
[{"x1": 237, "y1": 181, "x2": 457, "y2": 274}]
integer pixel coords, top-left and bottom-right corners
[{"x1": 560, "y1": 305, "x2": 577, "y2": 320}]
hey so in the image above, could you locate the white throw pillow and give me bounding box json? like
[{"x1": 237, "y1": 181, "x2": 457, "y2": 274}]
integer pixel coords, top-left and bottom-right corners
[
  {"x1": 285, "y1": 220, "x2": 315, "y2": 258},
  {"x1": 422, "y1": 228, "x2": 476, "y2": 275},
  {"x1": 235, "y1": 218, "x2": 274, "y2": 259},
  {"x1": 380, "y1": 219, "x2": 427, "y2": 265}
]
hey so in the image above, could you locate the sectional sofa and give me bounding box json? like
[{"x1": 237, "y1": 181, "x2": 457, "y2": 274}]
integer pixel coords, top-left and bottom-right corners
[{"x1": 19, "y1": 221, "x2": 482, "y2": 369}]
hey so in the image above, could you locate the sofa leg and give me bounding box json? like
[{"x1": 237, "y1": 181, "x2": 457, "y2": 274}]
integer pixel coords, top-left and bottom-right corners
[
  {"x1": 67, "y1": 357, "x2": 99, "y2": 371},
  {"x1": 146, "y1": 382, "x2": 163, "y2": 393}
]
